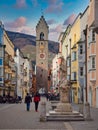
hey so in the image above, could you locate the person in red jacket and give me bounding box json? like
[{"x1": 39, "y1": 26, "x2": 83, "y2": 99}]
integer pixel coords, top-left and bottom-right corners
[{"x1": 33, "y1": 91, "x2": 40, "y2": 112}]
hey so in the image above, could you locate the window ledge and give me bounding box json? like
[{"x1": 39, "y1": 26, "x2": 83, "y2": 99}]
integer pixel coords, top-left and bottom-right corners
[
  {"x1": 89, "y1": 68, "x2": 96, "y2": 71},
  {"x1": 89, "y1": 54, "x2": 96, "y2": 57},
  {"x1": 89, "y1": 41, "x2": 96, "y2": 44},
  {"x1": 71, "y1": 80, "x2": 77, "y2": 82},
  {"x1": 90, "y1": 79, "x2": 96, "y2": 82},
  {"x1": 79, "y1": 76, "x2": 84, "y2": 77},
  {"x1": 71, "y1": 59, "x2": 77, "y2": 62}
]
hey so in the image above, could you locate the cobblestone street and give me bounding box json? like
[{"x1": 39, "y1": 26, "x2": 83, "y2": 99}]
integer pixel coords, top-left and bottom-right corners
[{"x1": 0, "y1": 97, "x2": 98, "y2": 130}]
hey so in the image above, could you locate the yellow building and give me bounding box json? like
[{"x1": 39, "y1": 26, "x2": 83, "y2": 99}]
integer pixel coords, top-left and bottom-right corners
[
  {"x1": 3, "y1": 31, "x2": 16, "y2": 96},
  {"x1": 59, "y1": 14, "x2": 81, "y2": 103},
  {"x1": 70, "y1": 14, "x2": 81, "y2": 103},
  {"x1": 0, "y1": 22, "x2": 16, "y2": 96}
]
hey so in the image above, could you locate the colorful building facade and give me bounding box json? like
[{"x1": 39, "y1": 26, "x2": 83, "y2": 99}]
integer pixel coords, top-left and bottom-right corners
[
  {"x1": 0, "y1": 21, "x2": 16, "y2": 96},
  {"x1": 87, "y1": 0, "x2": 98, "y2": 107}
]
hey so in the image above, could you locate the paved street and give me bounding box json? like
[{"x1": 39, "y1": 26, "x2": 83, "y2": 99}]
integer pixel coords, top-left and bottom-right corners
[
  {"x1": 0, "y1": 97, "x2": 66, "y2": 130},
  {"x1": 70, "y1": 104, "x2": 98, "y2": 130},
  {"x1": 0, "y1": 97, "x2": 98, "y2": 130}
]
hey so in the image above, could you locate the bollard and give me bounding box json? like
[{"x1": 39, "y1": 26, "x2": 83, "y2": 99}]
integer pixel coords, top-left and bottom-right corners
[
  {"x1": 40, "y1": 101, "x2": 46, "y2": 122},
  {"x1": 79, "y1": 102, "x2": 83, "y2": 114},
  {"x1": 84, "y1": 102, "x2": 92, "y2": 120}
]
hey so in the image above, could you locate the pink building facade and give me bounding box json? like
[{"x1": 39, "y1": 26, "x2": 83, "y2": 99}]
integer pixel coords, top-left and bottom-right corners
[{"x1": 87, "y1": 0, "x2": 98, "y2": 107}]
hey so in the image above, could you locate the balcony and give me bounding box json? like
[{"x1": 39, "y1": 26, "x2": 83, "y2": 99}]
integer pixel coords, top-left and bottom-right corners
[
  {"x1": 4, "y1": 60, "x2": 9, "y2": 67},
  {"x1": 11, "y1": 68, "x2": 16, "y2": 73},
  {"x1": 4, "y1": 79, "x2": 11, "y2": 84},
  {"x1": 11, "y1": 78, "x2": 16, "y2": 85}
]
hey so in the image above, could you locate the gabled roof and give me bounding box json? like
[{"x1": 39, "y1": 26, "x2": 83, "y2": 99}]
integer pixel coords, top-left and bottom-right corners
[{"x1": 36, "y1": 15, "x2": 49, "y2": 29}]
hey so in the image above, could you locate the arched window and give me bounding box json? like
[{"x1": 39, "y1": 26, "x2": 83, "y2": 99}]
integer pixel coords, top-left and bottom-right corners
[{"x1": 40, "y1": 32, "x2": 44, "y2": 40}]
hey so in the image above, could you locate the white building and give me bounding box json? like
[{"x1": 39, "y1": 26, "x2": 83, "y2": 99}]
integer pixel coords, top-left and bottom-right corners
[
  {"x1": 52, "y1": 54, "x2": 58, "y2": 90},
  {"x1": 52, "y1": 53, "x2": 62, "y2": 91},
  {"x1": 23, "y1": 56, "x2": 32, "y2": 95},
  {"x1": 14, "y1": 49, "x2": 33, "y2": 98},
  {"x1": 78, "y1": 7, "x2": 89, "y2": 103},
  {"x1": 14, "y1": 48, "x2": 25, "y2": 98}
]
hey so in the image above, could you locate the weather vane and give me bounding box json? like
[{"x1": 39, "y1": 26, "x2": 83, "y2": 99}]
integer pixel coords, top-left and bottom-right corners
[{"x1": 41, "y1": 8, "x2": 44, "y2": 16}]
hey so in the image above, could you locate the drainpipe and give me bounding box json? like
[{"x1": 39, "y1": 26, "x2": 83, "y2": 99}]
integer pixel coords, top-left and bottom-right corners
[
  {"x1": 69, "y1": 39, "x2": 72, "y2": 103},
  {"x1": 83, "y1": 26, "x2": 88, "y2": 103},
  {"x1": 83, "y1": 26, "x2": 92, "y2": 120}
]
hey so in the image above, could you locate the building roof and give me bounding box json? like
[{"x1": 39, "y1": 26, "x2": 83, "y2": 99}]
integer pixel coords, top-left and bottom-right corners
[{"x1": 36, "y1": 15, "x2": 49, "y2": 29}]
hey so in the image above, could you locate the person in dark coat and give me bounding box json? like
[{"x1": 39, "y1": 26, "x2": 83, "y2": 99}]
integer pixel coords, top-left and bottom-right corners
[
  {"x1": 33, "y1": 92, "x2": 40, "y2": 112},
  {"x1": 25, "y1": 93, "x2": 32, "y2": 111},
  {"x1": 45, "y1": 93, "x2": 49, "y2": 101}
]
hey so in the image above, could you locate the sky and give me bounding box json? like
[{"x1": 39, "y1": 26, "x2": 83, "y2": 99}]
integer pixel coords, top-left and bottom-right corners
[{"x1": 0, "y1": 0, "x2": 89, "y2": 42}]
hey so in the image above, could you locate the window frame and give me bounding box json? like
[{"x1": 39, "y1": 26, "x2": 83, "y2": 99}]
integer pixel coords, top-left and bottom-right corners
[
  {"x1": 92, "y1": 30, "x2": 95, "y2": 42},
  {"x1": 79, "y1": 45, "x2": 83, "y2": 54},
  {"x1": 91, "y1": 57, "x2": 95, "y2": 69},
  {"x1": 71, "y1": 51, "x2": 76, "y2": 61},
  {"x1": 71, "y1": 72, "x2": 77, "y2": 80}
]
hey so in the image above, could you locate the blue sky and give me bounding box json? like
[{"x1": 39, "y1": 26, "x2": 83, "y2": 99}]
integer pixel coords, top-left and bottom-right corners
[{"x1": 0, "y1": 0, "x2": 89, "y2": 41}]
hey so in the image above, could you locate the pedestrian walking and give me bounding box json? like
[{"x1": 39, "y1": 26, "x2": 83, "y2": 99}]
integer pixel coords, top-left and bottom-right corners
[
  {"x1": 45, "y1": 93, "x2": 49, "y2": 101},
  {"x1": 33, "y1": 92, "x2": 40, "y2": 112},
  {"x1": 25, "y1": 93, "x2": 32, "y2": 111}
]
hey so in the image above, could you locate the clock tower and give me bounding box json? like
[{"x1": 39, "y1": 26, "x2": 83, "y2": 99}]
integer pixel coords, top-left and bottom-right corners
[{"x1": 36, "y1": 15, "x2": 49, "y2": 92}]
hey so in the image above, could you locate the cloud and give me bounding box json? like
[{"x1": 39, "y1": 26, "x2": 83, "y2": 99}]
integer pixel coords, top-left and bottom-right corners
[
  {"x1": 49, "y1": 31, "x2": 60, "y2": 42},
  {"x1": 4, "y1": 17, "x2": 64, "y2": 42},
  {"x1": 63, "y1": 14, "x2": 77, "y2": 25},
  {"x1": 15, "y1": 0, "x2": 27, "y2": 8},
  {"x1": 19, "y1": 26, "x2": 36, "y2": 36},
  {"x1": 47, "y1": 19, "x2": 57, "y2": 25},
  {"x1": 49, "y1": 24, "x2": 64, "y2": 41},
  {"x1": 45, "y1": 0, "x2": 64, "y2": 14},
  {"x1": 4, "y1": 17, "x2": 36, "y2": 36},
  {"x1": 50, "y1": 24, "x2": 63, "y2": 33},
  {"x1": 5, "y1": 17, "x2": 27, "y2": 28}
]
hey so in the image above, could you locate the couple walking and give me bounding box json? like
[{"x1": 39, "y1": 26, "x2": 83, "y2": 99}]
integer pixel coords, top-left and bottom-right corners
[{"x1": 25, "y1": 92, "x2": 40, "y2": 112}]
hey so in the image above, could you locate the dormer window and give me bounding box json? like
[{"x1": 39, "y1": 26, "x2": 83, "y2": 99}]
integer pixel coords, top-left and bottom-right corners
[{"x1": 40, "y1": 32, "x2": 44, "y2": 40}]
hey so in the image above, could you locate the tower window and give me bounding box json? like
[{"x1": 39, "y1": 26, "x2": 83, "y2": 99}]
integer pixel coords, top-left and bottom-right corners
[{"x1": 40, "y1": 32, "x2": 44, "y2": 40}]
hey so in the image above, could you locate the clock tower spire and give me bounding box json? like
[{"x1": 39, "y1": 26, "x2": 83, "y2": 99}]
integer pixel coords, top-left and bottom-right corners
[{"x1": 36, "y1": 16, "x2": 49, "y2": 93}]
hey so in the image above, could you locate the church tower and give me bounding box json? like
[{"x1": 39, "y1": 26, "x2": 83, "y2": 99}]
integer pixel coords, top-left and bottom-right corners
[{"x1": 36, "y1": 16, "x2": 49, "y2": 92}]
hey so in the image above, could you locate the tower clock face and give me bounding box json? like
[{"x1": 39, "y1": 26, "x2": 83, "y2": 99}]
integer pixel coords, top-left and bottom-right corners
[{"x1": 40, "y1": 53, "x2": 45, "y2": 59}]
